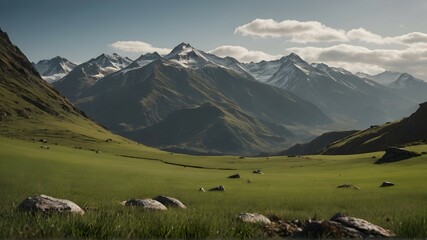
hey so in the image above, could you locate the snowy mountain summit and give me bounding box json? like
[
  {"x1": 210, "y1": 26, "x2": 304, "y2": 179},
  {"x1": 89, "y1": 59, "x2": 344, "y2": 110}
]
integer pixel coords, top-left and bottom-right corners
[{"x1": 33, "y1": 56, "x2": 77, "y2": 83}]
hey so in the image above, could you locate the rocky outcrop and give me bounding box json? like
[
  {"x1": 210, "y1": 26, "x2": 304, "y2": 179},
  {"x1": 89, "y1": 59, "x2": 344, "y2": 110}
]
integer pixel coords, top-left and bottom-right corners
[
  {"x1": 238, "y1": 213, "x2": 271, "y2": 225},
  {"x1": 17, "y1": 194, "x2": 84, "y2": 215},
  {"x1": 153, "y1": 196, "x2": 186, "y2": 209},
  {"x1": 122, "y1": 198, "x2": 167, "y2": 210},
  {"x1": 267, "y1": 213, "x2": 395, "y2": 238},
  {"x1": 375, "y1": 147, "x2": 420, "y2": 164}
]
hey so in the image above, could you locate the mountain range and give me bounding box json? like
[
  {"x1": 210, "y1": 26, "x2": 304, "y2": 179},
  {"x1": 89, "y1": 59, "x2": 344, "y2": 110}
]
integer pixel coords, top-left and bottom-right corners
[
  {"x1": 34, "y1": 42, "x2": 427, "y2": 155},
  {"x1": 70, "y1": 44, "x2": 331, "y2": 154},
  {"x1": 53, "y1": 53, "x2": 132, "y2": 101}
]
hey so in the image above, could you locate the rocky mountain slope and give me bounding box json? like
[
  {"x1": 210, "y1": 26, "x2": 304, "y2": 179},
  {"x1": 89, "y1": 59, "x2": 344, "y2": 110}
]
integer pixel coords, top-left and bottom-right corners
[
  {"x1": 53, "y1": 53, "x2": 132, "y2": 101},
  {"x1": 243, "y1": 55, "x2": 414, "y2": 128}
]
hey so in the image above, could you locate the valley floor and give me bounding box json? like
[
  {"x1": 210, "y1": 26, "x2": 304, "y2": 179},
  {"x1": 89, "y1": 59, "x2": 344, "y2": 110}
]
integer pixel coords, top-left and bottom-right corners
[{"x1": 0, "y1": 136, "x2": 426, "y2": 238}]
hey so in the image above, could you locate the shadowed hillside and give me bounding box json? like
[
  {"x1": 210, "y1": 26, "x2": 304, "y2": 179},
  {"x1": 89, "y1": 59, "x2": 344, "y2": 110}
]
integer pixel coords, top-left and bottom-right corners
[{"x1": 322, "y1": 102, "x2": 427, "y2": 154}]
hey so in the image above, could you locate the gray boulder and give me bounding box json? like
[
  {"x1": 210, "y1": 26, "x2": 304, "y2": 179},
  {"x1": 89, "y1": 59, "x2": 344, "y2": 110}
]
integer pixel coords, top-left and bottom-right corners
[
  {"x1": 122, "y1": 198, "x2": 167, "y2": 210},
  {"x1": 238, "y1": 213, "x2": 271, "y2": 225},
  {"x1": 153, "y1": 196, "x2": 186, "y2": 209},
  {"x1": 330, "y1": 213, "x2": 395, "y2": 237},
  {"x1": 17, "y1": 194, "x2": 84, "y2": 215}
]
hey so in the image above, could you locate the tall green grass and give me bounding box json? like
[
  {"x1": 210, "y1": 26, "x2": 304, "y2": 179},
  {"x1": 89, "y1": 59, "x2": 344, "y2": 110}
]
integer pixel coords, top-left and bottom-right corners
[{"x1": 0, "y1": 136, "x2": 426, "y2": 238}]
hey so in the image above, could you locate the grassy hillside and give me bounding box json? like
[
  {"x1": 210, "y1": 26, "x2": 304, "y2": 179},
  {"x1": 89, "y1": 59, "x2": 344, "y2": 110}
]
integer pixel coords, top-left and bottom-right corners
[
  {"x1": 0, "y1": 136, "x2": 426, "y2": 238},
  {"x1": 323, "y1": 102, "x2": 427, "y2": 154}
]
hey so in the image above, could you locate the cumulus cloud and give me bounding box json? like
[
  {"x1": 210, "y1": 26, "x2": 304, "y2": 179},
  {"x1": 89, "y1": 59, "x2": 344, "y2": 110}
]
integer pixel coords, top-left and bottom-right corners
[
  {"x1": 286, "y1": 44, "x2": 427, "y2": 78},
  {"x1": 346, "y1": 28, "x2": 427, "y2": 47},
  {"x1": 209, "y1": 45, "x2": 280, "y2": 63},
  {"x1": 234, "y1": 19, "x2": 348, "y2": 43},
  {"x1": 110, "y1": 41, "x2": 171, "y2": 55}
]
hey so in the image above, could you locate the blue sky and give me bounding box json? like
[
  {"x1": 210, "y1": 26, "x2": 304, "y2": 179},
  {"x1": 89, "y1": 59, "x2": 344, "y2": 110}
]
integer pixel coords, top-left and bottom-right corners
[{"x1": 1, "y1": 0, "x2": 427, "y2": 77}]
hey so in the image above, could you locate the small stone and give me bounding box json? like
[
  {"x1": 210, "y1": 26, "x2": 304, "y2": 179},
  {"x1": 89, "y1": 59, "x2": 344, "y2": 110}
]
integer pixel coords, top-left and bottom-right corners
[
  {"x1": 228, "y1": 173, "x2": 240, "y2": 179},
  {"x1": 380, "y1": 181, "x2": 395, "y2": 187},
  {"x1": 199, "y1": 187, "x2": 205, "y2": 192},
  {"x1": 209, "y1": 185, "x2": 225, "y2": 191}
]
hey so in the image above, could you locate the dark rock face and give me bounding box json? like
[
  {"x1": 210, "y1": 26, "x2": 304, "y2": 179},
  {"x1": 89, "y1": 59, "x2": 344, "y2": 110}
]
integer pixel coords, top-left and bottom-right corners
[
  {"x1": 380, "y1": 181, "x2": 395, "y2": 187},
  {"x1": 17, "y1": 194, "x2": 84, "y2": 215},
  {"x1": 209, "y1": 185, "x2": 225, "y2": 191},
  {"x1": 375, "y1": 147, "x2": 420, "y2": 164},
  {"x1": 153, "y1": 196, "x2": 186, "y2": 209},
  {"x1": 122, "y1": 199, "x2": 167, "y2": 210},
  {"x1": 228, "y1": 173, "x2": 240, "y2": 179}
]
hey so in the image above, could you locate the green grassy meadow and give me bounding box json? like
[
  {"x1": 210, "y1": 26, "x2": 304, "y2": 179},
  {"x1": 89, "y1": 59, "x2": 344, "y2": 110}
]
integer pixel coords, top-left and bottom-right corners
[{"x1": 1, "y1": 132, "x2": 427, "y2": 238}]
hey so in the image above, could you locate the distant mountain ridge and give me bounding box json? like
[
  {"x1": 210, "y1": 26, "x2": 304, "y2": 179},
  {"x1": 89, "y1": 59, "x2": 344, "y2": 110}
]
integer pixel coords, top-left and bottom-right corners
[
  {"x1": 53, "y1": 53, "x2": 132, "y2": 101},
  {"x1": 243, "y1": 55, "x2": 415, "y2": 128},
  {"x1": 33, "y1": 56, "x2": 76, "y2": 83}
]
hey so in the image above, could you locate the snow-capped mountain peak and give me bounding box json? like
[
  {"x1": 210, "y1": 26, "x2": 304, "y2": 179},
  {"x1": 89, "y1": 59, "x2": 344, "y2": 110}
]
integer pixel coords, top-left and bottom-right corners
[{"x1": 33, "y1": 56, "x2": 77, "y2": 83}]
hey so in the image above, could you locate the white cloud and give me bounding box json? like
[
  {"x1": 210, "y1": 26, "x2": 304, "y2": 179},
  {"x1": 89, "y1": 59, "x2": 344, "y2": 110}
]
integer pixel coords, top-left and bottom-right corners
[
  {"x1": 110, "y1": 41, "x2": 171, "y2": 55},
  {"x1": 286, "y1": 44, "x2": 427, "y2": 78},
  {"x1": 209, "y1": 45, "x2": 280, "y2": 63},
  {"x1": 346, "y1": 28, "x2": 391, "y2": 44},
  {"x1": 234, "y1": 19, "x2": 348, "y2": 43}
]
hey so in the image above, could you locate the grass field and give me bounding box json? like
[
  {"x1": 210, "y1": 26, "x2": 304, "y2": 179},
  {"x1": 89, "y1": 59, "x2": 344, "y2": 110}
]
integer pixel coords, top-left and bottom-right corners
[{"x1": 0, "y1": 134, "x2": 427, "y2": 238}]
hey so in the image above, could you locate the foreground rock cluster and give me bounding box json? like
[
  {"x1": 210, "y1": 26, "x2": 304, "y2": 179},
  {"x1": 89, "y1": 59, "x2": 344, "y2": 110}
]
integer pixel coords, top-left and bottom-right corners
[
  {"x1": 17, "y1": 195, "x2": 395, "y2": 238},
  {"x1": 265, "y1": 213, "x2": 395, "y2": 238}
]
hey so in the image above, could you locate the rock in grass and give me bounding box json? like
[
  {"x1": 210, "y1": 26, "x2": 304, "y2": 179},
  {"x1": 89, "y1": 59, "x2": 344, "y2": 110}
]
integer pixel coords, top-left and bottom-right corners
[
  {"x1": 253, "y1": 169, "x2": 263, "y2": 174},
  {"x1": 337, "y1": 184, "x2": 360, "y2": 190},
  {"x1": 209, "y1": 185, "x2": 225, "y2": 191},
  {"x1": 17, "y1": 194, "x2": 84, "y2": 215},
  {"x1": 380, "y1": 181, "x2": 395, "y2": 187},
  {"x1": 122, "y1": 198, "x2": 167, "y2": 210},
  {"x1": 199, "y1": 187, "x2": 206, "y2": 192},
  {"x1": 238, "y1": 213, "x2": 271, "y2": 225},
  {"x1": 228, "y1": 173, "x2": 240, "y2": 179},
  {"x1": 330, "y1": 213, "x2": 395, "y2": 237},
  {"x1": 153, "y1": 196, "x2": 186, "y2": 209},
  {"x1": 375, "y1": 147, "x2": 420, "y2": 164}
]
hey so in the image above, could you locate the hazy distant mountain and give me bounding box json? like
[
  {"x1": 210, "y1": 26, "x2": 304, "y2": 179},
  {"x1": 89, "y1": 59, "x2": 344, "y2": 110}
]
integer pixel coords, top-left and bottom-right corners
[
  {"x1": 53, "y1": 53, "x2": 132, "y2": 101},
  {"x1": 322, "y1": 102, "x2": 427, "y2": 154},
  {"x1": 357, "y1": 71, "x2": 402, "y2": 85},
  {"x1": 244, "y1": 54, "x2": 414, "y2": 128},
  {"x1": 33, "y1": 56, "x2": 76, "y2": 83},
  {"x1": 387, "y1": 73, "x2": 427, "y2": 103},
  {"x1": 127, "y1": 102, "x2": 295, "y2": 155},
  {"x1": 69, "y1": 44, "x2": 331, "y2": 154},
  {"x1": 278, "y1": 130, "x2": 358, "y2": 156}
]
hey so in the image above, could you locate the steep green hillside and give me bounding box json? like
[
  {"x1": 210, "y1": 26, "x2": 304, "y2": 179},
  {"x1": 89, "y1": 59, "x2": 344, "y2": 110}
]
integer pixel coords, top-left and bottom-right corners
[
  {"x1": 279, "y1": 130, "x2": 358, "y2": 155},
  {"x1": 0, "y1": 28, "x2": 145, "y2": 151},
  {"x1": 323, "y1": 102, "x2": 427, "y2": 154},
  {"x1": 127, "y1": 102, "x2": 293, "y2": 155}
]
